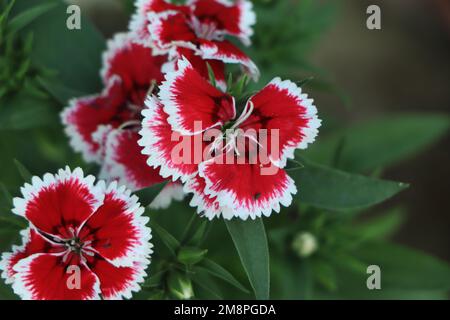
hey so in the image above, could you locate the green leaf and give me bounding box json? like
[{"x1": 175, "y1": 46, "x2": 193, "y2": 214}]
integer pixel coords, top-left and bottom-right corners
[
  {"x1": 134, "y1": 182, "x2": 166, "y2": 207},
  {"x1": 289, "y1": 160, "x2": 408, "y2": 211},
  {"x1": 0, "y1": 215, "x2": 27, "y2": 229},
  {"x1": 189, "y1": 220, "x2": 208, "y2": 245},
  {"x1": 0, "y1": 92, "x2": 57, "y2": 130},
  {"x1": 0, "y1": 182, "x2": 13, "y2": 208},
  {"x1": 190, "y1": 270, "x2": 223, "y2": 300},
  {"x1": 37, "y1": 76, "x2": 86, "y2": 105},
  {"x1": 150, "y1": 220, "x2": 180, "y2": 256},
  {"x1": 13, "y1": 158, "x2": 32, "y2": 182},
  {"x1": 305, "y1": 114, "x2": 450, "y2": 173},
  {"x1": 225, "y1": 218, "x2": 269, "y2": 299},
  {"x1": 7, "y1": 1, "x2": 57, "y2": 35},
  {"x1": 350, "y1": 208, "x2": 405, "y2": 242},
  {"x1": 17, "y1": 1, "x2": 105, "y2": 94},
  {"x1": 354, "y1": 242, "x2": 450, "y2": 292},
  {"x1": 142, "y1": 270, "x2": 166, "y2": 288},
  {"x1": 177, "y1": 246, "x2": 208, "y2": 266},
  {"x1": 197, "y1": 258, "x2": 249, "y2": 293},
  {"x1": 312, "y1": 259, "x2": 337, "y2": 292},
  {"x1": 0, "y1": 0, "x2": 16, "y2": 26},
  {"x1": 206, "y1": 62, "x2": 216, "y2": 88}
]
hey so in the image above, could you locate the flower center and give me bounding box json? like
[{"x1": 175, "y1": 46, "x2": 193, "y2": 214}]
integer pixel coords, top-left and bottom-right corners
[
  {"x1": 65, "y1": 237, "x2": 84, "y2": 254},
  {"x1": 190, "y1": 17, "x2": 222, "y2": 41},
  {"x1": 212, "y1": 102, "x2": 259, "y2": 156},
  {"x1": 60, "y1": 228, "x2": 95, "y2": 263}
]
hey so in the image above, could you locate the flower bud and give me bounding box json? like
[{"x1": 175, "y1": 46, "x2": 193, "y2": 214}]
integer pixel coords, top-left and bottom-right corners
[
  {"x1": 292, "y1": 231, "x2": 318, "y2": 258},
  {"x1": 168, "y1": 272, "x2": 194, "y2": 300}
]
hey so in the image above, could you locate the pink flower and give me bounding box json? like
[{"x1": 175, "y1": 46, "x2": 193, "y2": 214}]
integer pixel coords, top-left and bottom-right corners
[
  {"x1": 0, "y1": 167, "x2": 151, "y2": 300},
  {"x1": 129, "y1": 0, "x2": 259, "y2": 88},
  {"x1": 61, "y1": 33, "x2": 184, "y2": 207},
  {"x1": 138, "y1": 58, "x2": 321, "y2": 220}
]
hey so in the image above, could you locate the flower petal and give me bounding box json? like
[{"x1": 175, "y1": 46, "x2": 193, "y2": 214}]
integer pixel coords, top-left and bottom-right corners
[
  {"x1": 0, "y1": 228, "x2": 63, "y2": 284},
  {"x1": 101, "y1": 33, "x2": 166, "y2": 97},
  {"x1": 183, "y1": 175, "x2": 234, "y2": 220},
  {"x1": 148, "y1": 11, "x2": 198, "y2": 54},
  {"x1": 129, "y1": 0, "x2": 192, "y2": 46},
  {"x1": 12, "y1": 167, "x2": 104, "y2": 240},
  {"x1": 101, "y1": 129, "x2": 165, "y2": 191},
  {"x1": 190, "y1": 0, "x2": 255, "y2": 45},
  {"x1": 199, "y1": 39, "x2": 259, "y2": 81},
  {"x1": 78, "y1": 181, "x2": 152, "y2": 267},
  {"x1": 138, "y1": 96, "x2": 204, "y2": 183},
  {"x1": 164, "y1": 47, "x2": 226, "y2": 91},
  {"x1": 12, "y1": 253, "x2": 101, "y2": 300},
  {"x1": 61, "y1": 76, "x2": 126, "y2": 163},
  {"x1": 198, "y1": 157, "x2": 297, "y2": 220},
  {"x1": 243, "y1": 77, "x2": 321, "y2": 167},
  {"x1": 159, "y1": 57, "x2": 235, "y2": 135},
  {"x1": 88, "y1": 255, "x2": 149, "y2": 300}
]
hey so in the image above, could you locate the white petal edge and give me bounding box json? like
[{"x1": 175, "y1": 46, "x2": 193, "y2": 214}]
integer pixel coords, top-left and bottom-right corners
[
  {"x1": 12, "y1": 167, "x2": 105, "y2": 232},
  {"x1": 199, "y1": 41, "x2": 260, "y2": 81},
  {"x1": 138, "y1": 95, "x2": 198, "y2": 183},
  {"x1": 263, "y1": 77, "x2": 322, "y2": 168},
  {"x1": 0, "y1": 228, "x2": 33, "y2": 285},
  {"x1": 158, "y1": 57, "x2": 227, "y2": 135},
  {"x1": 95, "y1": 180, "x2": 153, "y2": 268},
  {"x1": 198, "y1": 160, "x2": 297, "y2": 220},
  {"x1": 11, "y1": 253, "x2": 102, "y2": 300},
  {"x1": 60, "y1": 76, "x2": 123, "y2": 165}
]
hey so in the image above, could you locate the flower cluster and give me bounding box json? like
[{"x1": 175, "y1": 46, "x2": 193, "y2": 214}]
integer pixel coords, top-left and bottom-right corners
[
  {"x1": 61, "y1": 33, "x2": 184, "y2": 208},
  {"x1": 139, "y1": 58, "x2": 320, "y2": 220},
  {"x1": 2, "y1": 0, "x2": 322, "y2": 300},
  {"x1": 0, "y1": 167, "x2": 151, "y2": 300},
  {"x1": 129, "y1": 0, "x2": 259, "y2": 87}
]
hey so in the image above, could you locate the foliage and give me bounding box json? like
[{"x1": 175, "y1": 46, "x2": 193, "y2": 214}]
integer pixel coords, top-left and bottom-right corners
[{"x1": 0, "y1": 0, "x2": 449, "y2": 300}]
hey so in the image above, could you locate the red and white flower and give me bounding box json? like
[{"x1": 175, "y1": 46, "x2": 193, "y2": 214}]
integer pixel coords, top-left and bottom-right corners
[
  {"x1": 139, "y1": 58, "x2": 321, "y2": 220},
  {"x1": 0, "y1": 167, "x2": 151, "y2": 300},
  {"x1": 61, "y1": 33, "x2": 184, "y2": 207},
  {"x1": 129, "y1": 0, "x2": 259, "y2": 86}
]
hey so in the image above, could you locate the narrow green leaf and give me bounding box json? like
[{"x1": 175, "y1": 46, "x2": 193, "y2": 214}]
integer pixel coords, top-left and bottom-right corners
[
  {"x1": 226, "y1": 72, "x2": 233, "y2": 91},
  {"x1": 353, "y1": 242, "x2": 450, "y2": 291},
  {"x1": 37, "y1": 76, "x2": 86, "y2": 105},
  {"x1": 134, "y1": 182, "x2": 166, "y2": 207},
  {"x1": 13, "y1": 159, "x2": 32, "y2": 182},
  {"x1": 189, "y1": 220, "x2": 208, "y2": 245},
  {"x1": 190, "y1": 271, "x2": 223, "y2": 299},
  {"x1": 0, "y1": 0, "x2": 16, "y2": 26},
  {"x1": 197, "y1": 258, "x2": 249, "y2": 294},
  {"x1": 0, "y1": 183, "x2": 13, "y2": 208},
  {"x1": 177, "y1": 247, "x2": 208, "y2": 266},
  {"x1": 7, "y1": 2, "x2": 57, "y2": 35},
  {"x1": 19, "y1": 1, "x2": 105, "y2": 94},
  {"x1": 0, "y1": 215, "x2": 27, "y2": 229},
  {"x1": 0, "y1": 93, "x2": 56, "y2": 130},
  {"x1": 206, "y1": 62, "x2": 216, "y2": 88},
  {"x1": 150, "y1": 220, "x2": 180, "y2": 256},
  {"x1": 351, "y1": 208, "x2": 405, "y2": 242},
  {"x1": 225, "y1": 218, "x2": 269, "y2": 299},
  {"x1": 290, "y1": 160, "x2": 408, "y2": 211},
  {"x1": 142, "y1": 270, "x2": 166, "y2": 288},
  {"x1": 304, "y1": 114, "x2": 450, "y2": 173}
]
